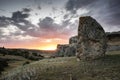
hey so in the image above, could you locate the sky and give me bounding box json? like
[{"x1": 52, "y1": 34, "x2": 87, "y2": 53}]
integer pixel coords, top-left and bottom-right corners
[{"x1": 0, "y1": 0, "x2": 120, "y2": 50}]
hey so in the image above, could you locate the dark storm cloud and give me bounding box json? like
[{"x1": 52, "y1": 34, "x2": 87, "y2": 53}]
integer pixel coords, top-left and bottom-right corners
[
  {"x1": 0, "y1": 8, "x2": 35, "y2": 31},
  {"x1": 106, "y1": 0, "x2": 120, "y2": 25},
  {"x1": 63, "y1": 14, "x2": 69, "y2": 19},
  {"x1": 0, "y1": 13, "x2": 75, "y2": 39},
  {"x1": 22, "y1": 8, "x2": 31, "y2": 12},
  {"x1": 38, "y1": 17, "x2": 71, "y2": 31},
  {"x1": 0, "y1": 16, "x2": 12, "y2": 27},
  {"x1": 52, "y1": 7, "x2": 58, "y2": 13},
  {"x1": 11, "y1": 10, "x2": 36, "y2": 31},
  {"x1": 0, "y1": 9, "x2": 5, "y2": 11},
  {"x1": 12, "y1": 11, "x2": 29, "y2": 22},
  {"x1": 38, "y1": 6, "x2": 41, "y2": 10},
  {"x1": 65, "y1": 0, "x2": 120, "y2": 29},
  {"x1": 13, "y1": 19, "x2": 36, "y2": 31},
  {"x1": 38, "y1": 17, "x2": 60, "y2": 31},
  {"x1": 65, "y1": 0, "x2": 96, "y2": 13},
  {"x1": 37, "y1": 16, "x2": 77, "y2": 38}
]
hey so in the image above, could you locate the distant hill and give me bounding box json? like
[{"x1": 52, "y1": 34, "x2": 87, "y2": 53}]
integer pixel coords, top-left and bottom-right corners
[
  {"x1": 7, "y1": 48, "x2": 56, "y2": 54},
  {"x1": 0, "y1": 48, "x2": 45, "y2": 61},
  {"x1": 106, "y1": 31, "x2": 120, "y2": 45}
]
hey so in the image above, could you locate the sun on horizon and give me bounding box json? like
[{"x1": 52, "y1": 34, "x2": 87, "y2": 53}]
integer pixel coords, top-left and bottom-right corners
[{"x1": 38, "y1": 45, "x2": 57, "y2": 50}]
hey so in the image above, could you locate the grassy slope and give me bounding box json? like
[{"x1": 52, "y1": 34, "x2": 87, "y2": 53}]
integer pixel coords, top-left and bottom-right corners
[
  {"x1": 1, "y1": 51, "x2": 120, "y2": 80},
  {"x1": 0, "y1": 55, "x2": 32, "y2": 75}
]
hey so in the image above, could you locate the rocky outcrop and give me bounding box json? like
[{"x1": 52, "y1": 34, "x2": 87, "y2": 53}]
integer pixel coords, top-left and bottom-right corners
[
  {"x1": 56, "y1": 36, "x2": 78, "y2": 57},
  {"x1": 64, "y1": 45, "x2": 77, "y2": 57},
  {"x1": 69, "y1": 36, "x2": 78, "y2": 44},
  {"x1": 64, "y1": 36, "x2": 78, "y2": 56},
  {"x1": 55, "y1": 17, "x2": 120, "y2": 57},
  {"x1": 76, "y1": 16, "x2": 107, "y2": 60},
  {"x1": 56, "y1": 44, "x2": 69, "y2": 57}
]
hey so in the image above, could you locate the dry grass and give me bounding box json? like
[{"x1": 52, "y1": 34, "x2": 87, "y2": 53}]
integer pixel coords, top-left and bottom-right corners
[
  {"x1": 0, "y1": 55, "x2": 32, "y2": 75},
  {"x1": 0, "y1": 55, "x2": 27, "y2": 61},
  {"x1": 1, "y1": 51, "x2": 120, "y2": 80}
]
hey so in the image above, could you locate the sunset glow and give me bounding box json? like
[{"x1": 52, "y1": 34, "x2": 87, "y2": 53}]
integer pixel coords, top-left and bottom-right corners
[
  {"x1": 0, "y1": 0, "x2": 120, "y2": 50},
  {"x1": 38, "y1": 45, "x2": 57, "y2": 50},
  {"x1": 3, "y1": 38, "x2": 68, "y2": 50}
]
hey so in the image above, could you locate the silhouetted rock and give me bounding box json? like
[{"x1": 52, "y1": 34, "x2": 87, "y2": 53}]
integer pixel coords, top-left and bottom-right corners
[{"x1": 76, "y1": 16, "x2": 107, "y2": 60}]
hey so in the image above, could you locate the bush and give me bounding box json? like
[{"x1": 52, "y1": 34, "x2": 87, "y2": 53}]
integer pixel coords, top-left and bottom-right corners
[{"x1": 23, "y1": 61, "x2": 30, "y2": 66}]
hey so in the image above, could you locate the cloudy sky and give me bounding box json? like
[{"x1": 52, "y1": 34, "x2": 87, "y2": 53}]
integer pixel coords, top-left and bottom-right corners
[{"x1": 0, "y1": 0, "x2": 120, "y2": 50}]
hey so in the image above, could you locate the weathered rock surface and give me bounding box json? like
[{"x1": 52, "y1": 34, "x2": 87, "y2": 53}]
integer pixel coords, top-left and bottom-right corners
[
  {"x1": 64, "y1": 45, "x2": 76, "y2": 57},
  {"x1": 56, "y1": 36, "x2": 78, "y2": 57},
  {"x1": 64, "y1": 36, "x2": 78, "y2": 56},
  {"x1": 55, "y1": 18, "x2": 120, "y2": 57},
  {"x1": 69, "y1": 36, "x2": 78, "y2": 44},
  {"x1": 56, "y1": 44, "x2": 69, "y2": 57},
  {"x1": 76, "y1": 16, "x2": 107, "y2": 60}
]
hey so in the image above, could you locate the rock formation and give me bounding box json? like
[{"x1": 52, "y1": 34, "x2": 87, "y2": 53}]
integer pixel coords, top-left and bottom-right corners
[
  {"x1": 56, "y1": 36, "x2": 78, "y2": 57},
  {"x1": 69, "y1": 36, "x2": 78, "y2": 44},
  {"x1": 76, "y1": 16, "x2": 107, "y2": 60},
  {"x1": 64, "y1": 36, "x2": 78, "y2": 56},
  {"x1": 55, "y1": 17, "x2": 120, "y2": 57},
  {"x1": 56, "y1": 44, "x2": 69, "y2": 57}
]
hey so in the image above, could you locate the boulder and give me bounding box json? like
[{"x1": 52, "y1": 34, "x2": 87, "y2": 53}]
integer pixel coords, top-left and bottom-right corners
[{"x1": 76, "y1": 16, "x2": 107, "y2": 60}]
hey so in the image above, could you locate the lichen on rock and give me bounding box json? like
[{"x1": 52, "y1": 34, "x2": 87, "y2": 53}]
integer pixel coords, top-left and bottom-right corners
[{"x1": 76, "y1": 16, "x2": 107, "y2": 60}]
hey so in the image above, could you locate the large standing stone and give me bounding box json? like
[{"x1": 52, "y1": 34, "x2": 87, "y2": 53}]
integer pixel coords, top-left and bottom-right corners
[{"x1": 76, "y1": 16, "x2": 107, "y2": 60}]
